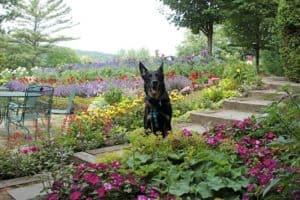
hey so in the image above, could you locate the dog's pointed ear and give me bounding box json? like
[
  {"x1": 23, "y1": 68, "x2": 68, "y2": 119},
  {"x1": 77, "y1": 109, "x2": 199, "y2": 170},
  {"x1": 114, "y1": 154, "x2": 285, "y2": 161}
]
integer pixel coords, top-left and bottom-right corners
[
  {"x1": 139, "y1": 62, "x2": 148, "y2": 78},
  {"x1": 158, "y1": 62, "x2": 164, "y2": 74}
]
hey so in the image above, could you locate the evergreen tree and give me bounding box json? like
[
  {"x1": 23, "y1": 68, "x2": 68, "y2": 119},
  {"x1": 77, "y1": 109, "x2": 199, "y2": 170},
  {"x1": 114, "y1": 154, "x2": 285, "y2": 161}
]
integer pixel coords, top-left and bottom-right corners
[
  {"x1": 10, "y1": 0, "x2": 76, "y2": 67},
  {"x1": 0, "y1": 0, "x2": 18, "y2": 31}
]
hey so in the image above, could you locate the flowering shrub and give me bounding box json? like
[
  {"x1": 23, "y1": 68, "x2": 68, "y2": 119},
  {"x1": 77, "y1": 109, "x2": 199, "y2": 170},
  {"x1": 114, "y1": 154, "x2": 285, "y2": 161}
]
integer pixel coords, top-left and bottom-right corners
[
  {"x1": 48, "y1": 162, "x2": 175, "y2": 200},
  {"x1": 0, "y1": 134, "x2": 72, "y2": 180}
]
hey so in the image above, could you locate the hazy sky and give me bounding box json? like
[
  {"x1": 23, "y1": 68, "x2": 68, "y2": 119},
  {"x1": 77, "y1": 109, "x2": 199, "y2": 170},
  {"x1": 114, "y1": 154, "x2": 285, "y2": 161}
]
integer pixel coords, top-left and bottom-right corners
[{"x1": 59, "y1": 0, "x2": 186, "y2": 55}]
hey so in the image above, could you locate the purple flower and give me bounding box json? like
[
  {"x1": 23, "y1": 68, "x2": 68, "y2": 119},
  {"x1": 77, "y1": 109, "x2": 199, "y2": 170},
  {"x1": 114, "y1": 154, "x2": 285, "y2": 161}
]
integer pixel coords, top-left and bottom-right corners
[{"x1": 182, "y1": 128, "x2": 192, "y2": 137}]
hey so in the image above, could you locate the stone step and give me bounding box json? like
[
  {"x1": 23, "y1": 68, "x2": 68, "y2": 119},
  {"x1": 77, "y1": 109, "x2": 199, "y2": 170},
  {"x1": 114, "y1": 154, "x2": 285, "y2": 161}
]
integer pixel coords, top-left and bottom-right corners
[
  {"x1": 7, "y1": 183, "x2": 48, "y2": 200},
  {"x1": 190, "y1": 110, "x2": 254, "y2": 126},
  {"x1": 223, "y1": 99, "x2": 273, "y2": 112},
  {"x1": 177, "y1": 123, "x2": 207, "y2": 134},
  {"x1": 263, "y1": 77, "x2": 300, "y2": 91},
  {"x1": 248, "y1": 90, "x2": 285, "y2": 100}
]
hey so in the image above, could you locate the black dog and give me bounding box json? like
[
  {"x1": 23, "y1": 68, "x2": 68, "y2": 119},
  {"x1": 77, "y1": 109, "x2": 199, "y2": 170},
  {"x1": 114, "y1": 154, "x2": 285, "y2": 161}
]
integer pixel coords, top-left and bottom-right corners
[{"x1": 139, "y1": 62, "x2": 172, "y2": 137}]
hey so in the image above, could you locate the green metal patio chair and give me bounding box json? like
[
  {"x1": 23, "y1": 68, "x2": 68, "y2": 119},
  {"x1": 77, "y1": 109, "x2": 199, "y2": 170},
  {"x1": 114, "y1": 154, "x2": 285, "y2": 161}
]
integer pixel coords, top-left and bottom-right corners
[
  {"x1": 8, "y1": 85, "x2": 54, "y2": 136},
  {"x1": 51, "y1": 89, "x2": 76, "y2": 115}
]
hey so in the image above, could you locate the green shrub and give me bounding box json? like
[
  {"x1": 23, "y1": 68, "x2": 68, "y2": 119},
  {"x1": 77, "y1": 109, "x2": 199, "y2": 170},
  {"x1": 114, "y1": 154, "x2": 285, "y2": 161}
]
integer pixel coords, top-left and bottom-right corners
[
  {"x1": 277, "y1": 0, "x2": 300, "y2": 82},
  {"x1": 103, "y1": 86, "x2": 123, "y2": 105}
]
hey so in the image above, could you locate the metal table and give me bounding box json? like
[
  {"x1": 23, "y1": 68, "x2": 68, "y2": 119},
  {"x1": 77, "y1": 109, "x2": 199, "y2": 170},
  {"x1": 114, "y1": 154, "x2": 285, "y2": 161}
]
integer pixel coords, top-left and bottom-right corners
[{"x1": 0, "y1": 91, "x2": 41, "y2": 134}]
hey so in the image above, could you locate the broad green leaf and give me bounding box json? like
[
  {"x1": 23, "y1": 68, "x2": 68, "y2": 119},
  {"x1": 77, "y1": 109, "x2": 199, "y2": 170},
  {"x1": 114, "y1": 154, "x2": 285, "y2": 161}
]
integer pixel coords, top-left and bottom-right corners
[
  {"x1": 206, "y1": 176, "x2": 226, "y2": 191},
  {"x1": 195, "y1": 182, "x2": 213, "y2": 198},
  {"x1": 169, "y1": 180, "x2": 191, "y2": 196}
]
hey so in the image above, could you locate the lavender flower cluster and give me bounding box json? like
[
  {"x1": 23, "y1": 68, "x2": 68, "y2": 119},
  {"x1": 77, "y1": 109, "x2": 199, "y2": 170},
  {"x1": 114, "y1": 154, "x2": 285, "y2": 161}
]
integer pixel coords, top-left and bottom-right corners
[{"x1": 165, "y1": 75, "x2": 192, "y2": 91}]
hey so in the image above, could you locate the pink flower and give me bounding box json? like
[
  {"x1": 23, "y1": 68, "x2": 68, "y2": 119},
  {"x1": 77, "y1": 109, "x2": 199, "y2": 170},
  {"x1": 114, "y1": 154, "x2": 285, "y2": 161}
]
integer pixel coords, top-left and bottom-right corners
[
  {"x1": 244, "y1": 119, "x2": 252, "y2": 125},
  {"x1": 137, "y1": 195, "x2": 148, "y2": 200},
  {"x1": 71, "y1": 191, "x2": 81, "y2": 200},
  {"x1": 83, "y1": 173, "x2": 100, "y2": 185},
  {"x1": 25, "y1": 135, "x2": 33, "y2": 141},
  {"x1": 97, "y1": 186, "x2": 105, "y2": 198},
  {"x1": 48, "y1": 193, "x2": 59, "y2": 200},
  {"x1": 150, "y1": 188, "x2": 160, "y2": 198},
  {"x1": 111, "y1": 161, "x2": 121, "y2": 168},
  {"x1": 103, "y1": 183, "x2": 113, "y2": 191},
  {"x1": 242, "y1": 194, "x2": 250, "y2": 200},
  {"x1": 265, "y1": 132, "x2": 276, "y2": 139},
  {"x1": 21, "y1": 148, "x2": 29, "y2": 154},
  {"x1": 30, "y1": 146, "x2": 38, "y2": 153},
  {"x1": 139, "y1": 184, "x2": 147, "y2": 193},
  {"x1": 247, "y1": 184, "x2": 254, "y2": 192},
  {"x1": 182, "y1": 128, "x2": 192, "y2": 137}
]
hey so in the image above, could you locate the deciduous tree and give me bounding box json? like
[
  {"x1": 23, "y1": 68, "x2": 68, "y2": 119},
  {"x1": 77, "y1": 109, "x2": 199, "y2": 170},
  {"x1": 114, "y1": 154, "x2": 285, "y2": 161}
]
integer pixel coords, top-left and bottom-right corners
[{"x1": 159, "y1": 0, "x2": 226, "y2": 56}]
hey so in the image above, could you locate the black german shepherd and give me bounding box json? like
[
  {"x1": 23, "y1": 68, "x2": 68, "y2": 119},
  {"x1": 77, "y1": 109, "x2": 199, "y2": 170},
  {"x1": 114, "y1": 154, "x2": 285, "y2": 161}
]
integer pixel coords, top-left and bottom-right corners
[{"x1": 139, "y1": 62, "x2": 172, "y2": 137}]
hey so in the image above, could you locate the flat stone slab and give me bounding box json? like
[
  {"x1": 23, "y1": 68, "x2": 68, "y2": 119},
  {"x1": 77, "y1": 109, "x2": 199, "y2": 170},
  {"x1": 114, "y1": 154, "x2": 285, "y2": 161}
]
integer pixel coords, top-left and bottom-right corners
[
  {"x1": 72, "y1": 151, "x2": 96, "y2": 164},
  {"x1": 190, "y1": 110, "x2": 254, "y2": 126},
  {"x1": 0, "y1": 176, "x2": 41, "y2": 189},
  {"x1": 7, "y1": 183, "x2": 47, "y2": 200},
  {"x1": 87, "y1": 144, "x2": 129, "y2": 155},
  {"x1": 180, "y1": 123, "x2": 207, "y2": 134}
]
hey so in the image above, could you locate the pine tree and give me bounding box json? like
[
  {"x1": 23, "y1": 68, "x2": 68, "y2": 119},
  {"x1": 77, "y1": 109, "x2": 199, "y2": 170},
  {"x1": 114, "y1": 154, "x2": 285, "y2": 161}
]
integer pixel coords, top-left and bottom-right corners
[{"x1": 10, "y1": 0, "x2": 77, "y2": 67}]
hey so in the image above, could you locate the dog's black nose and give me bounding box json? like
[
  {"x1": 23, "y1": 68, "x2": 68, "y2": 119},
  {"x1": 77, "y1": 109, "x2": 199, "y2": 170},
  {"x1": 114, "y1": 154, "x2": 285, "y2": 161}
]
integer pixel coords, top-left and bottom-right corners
[{"x1": 152, "y1": 81, "x2": 158, "y2": 88}]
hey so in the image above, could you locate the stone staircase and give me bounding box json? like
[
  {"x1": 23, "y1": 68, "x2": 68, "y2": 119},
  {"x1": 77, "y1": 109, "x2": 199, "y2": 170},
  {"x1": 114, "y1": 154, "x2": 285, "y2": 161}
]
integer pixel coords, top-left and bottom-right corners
[{"x1": 183, "y1": 76, "x2": 300, "y2": 133}]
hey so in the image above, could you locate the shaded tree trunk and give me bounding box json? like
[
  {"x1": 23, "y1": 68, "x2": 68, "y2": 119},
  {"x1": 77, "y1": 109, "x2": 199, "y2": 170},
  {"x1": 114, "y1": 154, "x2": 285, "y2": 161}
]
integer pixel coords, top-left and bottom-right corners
[
  {"x1": 254, "y1": 46, "x2": 260, "y2": 73},
  {"x1": 207, "y1": 24, "x2": 213, "y2": 56}
]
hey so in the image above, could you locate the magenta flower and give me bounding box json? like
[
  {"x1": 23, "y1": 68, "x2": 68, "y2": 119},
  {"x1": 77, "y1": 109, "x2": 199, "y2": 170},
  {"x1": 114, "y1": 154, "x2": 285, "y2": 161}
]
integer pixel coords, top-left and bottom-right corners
[
  {"x1": 25, "y1": 135, "x2": 33, "y2": 141},
  {"x1": 247, "y1": 184, "x2": 254, "y2": 192},
  {"x1": 30, "y1": 146, "x2": 38, "y2": 153},
  {"x1": 48, "y1": 193, "x2": 59, "y2": 200},
  {"x1": 97, "y1": 186, "x2": 105, "y2": 198},
  {"x1": 83, "y1": 173, "x2": 100, "y2": 185},
  {"x1": 150, "y1": 188, "x2": 160, "y2": 198},
  {"x1": 71, "y1": 191, "x2": 81, "y2": 200},
  {"x1": 244, "y1": 118, "x2": 252, "y2": 125},
  {"x1": 137, "y1": 195, "x2": 148, "y2": 200},
  {"x1": 182, "y1": 128, "x2": 192, "y2": 137},
  {"x1": 140, "y1": 184, "x2": 147, "y2": 193},
  {"x1": 111, "y1": 161, "x2": 121, "y2": 168},
  {"x1": 265, "y1": 132, "x2": 276, "y2": 139},
  {"x1": 21, "y1": 148, "x2": 29, "y2": 154}
]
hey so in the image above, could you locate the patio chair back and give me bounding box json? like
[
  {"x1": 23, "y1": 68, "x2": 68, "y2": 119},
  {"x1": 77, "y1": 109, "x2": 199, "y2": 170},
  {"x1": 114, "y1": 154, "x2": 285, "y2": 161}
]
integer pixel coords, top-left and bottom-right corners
[
  {"x1": 21, "y1": 85, "x2": 54, "y2": 134},
  {"x1": 51, "y1": 89, "x2": 76, "y2": 115}
]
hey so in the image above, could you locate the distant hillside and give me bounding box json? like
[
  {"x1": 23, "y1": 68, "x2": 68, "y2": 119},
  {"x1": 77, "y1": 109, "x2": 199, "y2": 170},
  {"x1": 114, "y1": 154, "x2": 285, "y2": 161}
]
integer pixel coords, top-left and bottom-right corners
[{"x1": 76, "y1": 49, "x2": 115, "y2": 62}]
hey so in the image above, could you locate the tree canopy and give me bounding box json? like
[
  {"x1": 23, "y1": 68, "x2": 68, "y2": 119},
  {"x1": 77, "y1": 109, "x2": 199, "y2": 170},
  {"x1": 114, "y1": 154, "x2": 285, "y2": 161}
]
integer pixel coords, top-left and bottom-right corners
[{"x1": 159, "y1": 0, "x2": 226, "y2": 56}]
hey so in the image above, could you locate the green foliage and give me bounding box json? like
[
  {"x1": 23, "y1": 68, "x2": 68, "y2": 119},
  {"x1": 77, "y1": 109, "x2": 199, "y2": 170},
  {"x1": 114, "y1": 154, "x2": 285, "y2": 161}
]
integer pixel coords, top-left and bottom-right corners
[
  {"x1": 46, "y1": 47, "x2": 81, "y2": 67},
  {"x1": 115, "y1": 48, "x2": 152, "y2": 63},
  {"x1": 261, "y1": 49, "x2": 284, "y2": 76},
  {"x1": 104, "y1": 86, "x2": 123, "y2": 105},
  {"x1": 176, "y1": 31, "x2": 207, "y2": 56},
  {"x1": 224, "y1": 0, "x2": 278, "y2": 72},
  {"x1": 160, "y1": 0, "x2": 226, "y2": 55},
  {"x1": 0, "y1": 0, "x2": 18, "y2": 31},
  {"x1": 125, "y1": 130, "x2": 249, "y2": 199},
  {"x1": 223, "y1": 59, "x2": 259, "y2": 86},
  {"x1": 0, "y1": 140, "x2": 72, "y2": 180},
  {"x1": 277, "y1": 0, "x2": 300, "y2": 82}
]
